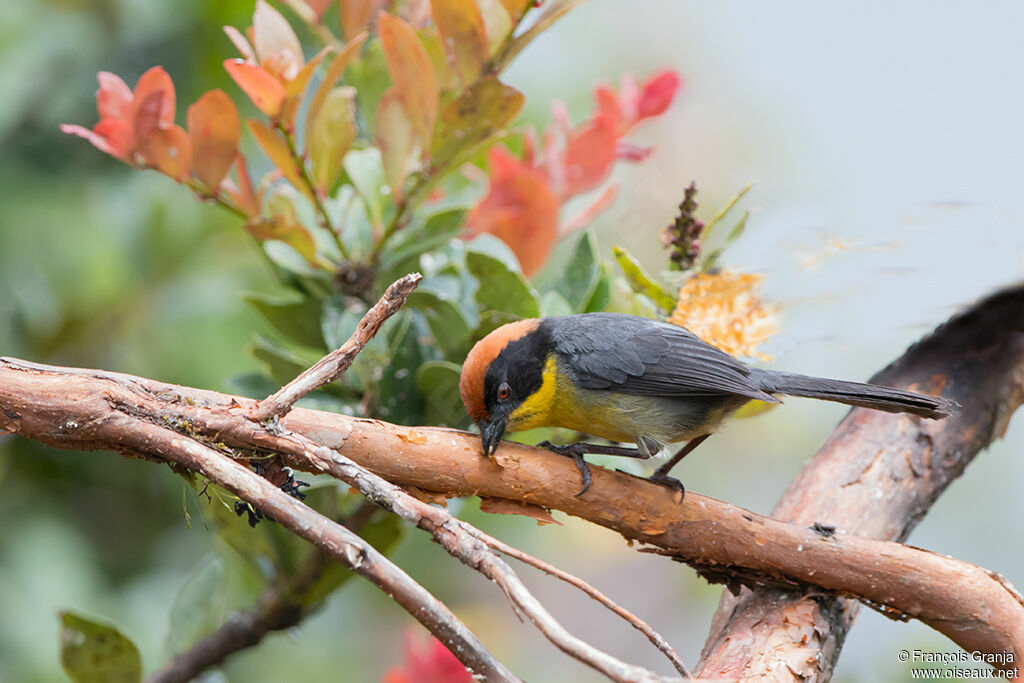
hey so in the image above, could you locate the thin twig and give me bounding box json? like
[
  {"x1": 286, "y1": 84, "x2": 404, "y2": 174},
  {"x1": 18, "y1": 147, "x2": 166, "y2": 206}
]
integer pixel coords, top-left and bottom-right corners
[
  {"x1": 117, "y1": 418, "x2": 516, "y2": 682},
  {"x1": 248, "y1": 273, "x2": 421, "y2": 422},
  {"x1": 470, "y1": 528, "x2": 690, "y2": 679}
]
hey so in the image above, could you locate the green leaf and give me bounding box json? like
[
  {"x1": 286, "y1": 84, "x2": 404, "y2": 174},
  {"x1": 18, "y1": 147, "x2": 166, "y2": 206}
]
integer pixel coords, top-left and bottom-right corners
[
  {"x1": 700, "y1": 181, "x2": 754, "y2": 242},
  {"x1": 540, "y1": 231, "x2": 599, "y2": 311},
  {"x1": 345, "y1": 39, "x2": 390, "y2": 139},
  {"x1": 465, "y1": 233, "x2": 520, "y2": 272},
  {"x1": 583, "y1": 263, "x2": 612, "y2": 313},
  {"x1": 416, "y1": 360, "x2": 468, "y2": 427},
  {"x1": 166, "y1": 556, "x2": 228, "y2": 658},
  {"x1": 60, "y1": 612, "x2": 141, "y2": 683},
  {"x1": 375, "y1": 207, "x2": 467, "y2": 288},
  {"x1": 430, "y1": 76, "x2": 524, "y2": 171},
  {"x1": 540, "y1": 291, "x2": 572, "y2": 317},
  {"x1": 249, "y1": 334, "x2": 322, "y2": 387},
  {"x1": 302, "y1": 512, "x2": 403, "y2": 608},
  {"x1": 227, "y1": 372, "x2": 280, "y2": 399},
  {"x1": 242, "y1": 292, "x2": 325, "y2": 350},
  {"x1": 344, "y1": 147, "x2": 387, "y2": 234},
  {"x1": 406, "y1": 290, "x2": 471, "y2": 358},
  {"x1": 466, "y1": 249, "x2": 540, "y2": 319},
  {"x1": 308, "y1": 87, "x2": 357, "y2": 196},
  {"x1": 702, "y1": 209, "x2": 750, "y2": 273},
  {"x1": 375, "y1": 312, "x2": 426, "y2": 423},
  {"x1": 612, "y1": 245, "x2": 677, "y2": 312}
]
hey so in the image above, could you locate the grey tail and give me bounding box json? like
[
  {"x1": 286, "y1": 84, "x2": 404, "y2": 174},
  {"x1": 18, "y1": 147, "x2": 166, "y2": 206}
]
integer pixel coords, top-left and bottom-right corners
[{"x1": 750, "y1": 369, "x2": 957, "y2": 420}]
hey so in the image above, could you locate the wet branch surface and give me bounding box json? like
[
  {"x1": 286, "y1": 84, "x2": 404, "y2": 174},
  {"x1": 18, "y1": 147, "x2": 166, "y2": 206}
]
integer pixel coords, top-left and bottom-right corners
[{"x1": 2, "y1": 284, "x2": 1024, "y2": 680}]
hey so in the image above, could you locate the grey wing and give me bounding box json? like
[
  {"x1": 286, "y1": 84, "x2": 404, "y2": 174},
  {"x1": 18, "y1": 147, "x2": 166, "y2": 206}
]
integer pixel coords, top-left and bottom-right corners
[{"x1": 548, "y1": 313, "x2": 777, "y2": 401}]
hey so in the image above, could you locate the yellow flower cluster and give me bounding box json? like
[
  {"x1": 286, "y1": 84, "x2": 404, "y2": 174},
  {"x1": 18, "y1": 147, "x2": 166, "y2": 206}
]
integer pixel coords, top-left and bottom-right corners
[{"x1": 667, "y1": 270, "x2": 778, "y2": 361}]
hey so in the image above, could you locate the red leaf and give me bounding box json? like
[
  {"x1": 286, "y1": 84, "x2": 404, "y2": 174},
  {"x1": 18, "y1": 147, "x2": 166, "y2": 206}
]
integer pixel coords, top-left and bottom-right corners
[
  {"x1": 138, "y1": 124, "x2": 192, "y2": 182},
  {"x1": 129, "y1": 66, "x2": 176, "y2": 130},
  {"x1": 378, "y1": 12, "x2": 438, "y2": 151},
  {"x1": 224, "y1": 59, "x2": 287, "y2": 118},
  {"x1": 96, "y1": 72, "x2": 132, "y2": 120},
  {"x1": 187, "y1": 90, "x2": 240, "y2": 190},
  {"x1": 563, "y1": 113, "x2": 617, "y2": 197},
  {"x1": 636, "y1": 69, "x2": 682, "y2": 120},
  {"x1": 60, "y1": 121, "x2": 133, "y2": 161},
  {"x1": 133, "y1": 90, "x2": 167, "y2": 142},
  {"x1": 382, "y1": 633, "x2": 473, "y2": 683},
  {"x1": 466, "y1": 146, "x2": 559, "y2": 276},
  {"x1": 429, "y1": 0, "x2": 489, "y2": 87},
  {"x1": 93, "y1": 118, "x2": 135, "y2": 160}
]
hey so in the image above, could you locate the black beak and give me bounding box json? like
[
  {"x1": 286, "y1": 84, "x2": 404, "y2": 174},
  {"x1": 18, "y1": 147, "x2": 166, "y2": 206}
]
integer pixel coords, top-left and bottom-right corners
[{"x1": 480, "y1": 416, "x2": 507, "y2": 458}]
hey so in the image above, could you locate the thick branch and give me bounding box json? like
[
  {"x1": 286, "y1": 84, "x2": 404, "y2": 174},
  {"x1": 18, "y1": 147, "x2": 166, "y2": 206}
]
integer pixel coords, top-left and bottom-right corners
[
  {"x1": 0, "y1": 389, "x2": 513, "y2": 682},
  {"x1": 2, "y1": 337, "x2": 1022, "y2": 675},
  {"x1": 695, "y1": 283, "x2": 1024, "y2": 681}
]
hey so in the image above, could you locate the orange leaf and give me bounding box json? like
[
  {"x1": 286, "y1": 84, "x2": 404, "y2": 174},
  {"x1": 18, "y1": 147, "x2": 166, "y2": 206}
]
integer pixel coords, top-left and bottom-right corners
[
  {"x1": 253, "y1": 0, "x2": 304, "y2": 80},
  {"x1": 138, "y1": 124, "x2": 192, "y2": 182},
  {"x1": 187, "y1": 90, "x2": 240, "y2": 190},
  {"x1": 130, "y1": 66, "x2": 176, "y2": 130},
  {"x1": 224, "y1": 60, "x2": 286, "y2": 118},
  {"x1": 229, "y1": 154, "x2": 261, "y2": 216},
  {"x1": 247, "y1": 119, "x2": 314, "y2": 202},
  {"x1": 306, "y1": 32, "x2": 367, "y2": 130},
  {"x1": 378, "y1": 12, "x2": 438, "y2": 152},
  {"x1": 429, "y1": 0, "x2": 489, "y2": 86},
  {"x1": 466, "y1": 146, "x2": 559, "y2": 276},
  {"x1": 430, "y1": 76, "x2": 523, "y2": 170},
  {"x1": 498, "y1": 0, "x2": 533, "y2": 21},
  {"x1": 340, "y1": 0, "x2": 385, "y2": 42},
  {"x1": 376, "y1": 88, "x2": 415, "y2": 200},
  {"x1": 96, "y1": 72, "x2": 132, "y2": 120}
]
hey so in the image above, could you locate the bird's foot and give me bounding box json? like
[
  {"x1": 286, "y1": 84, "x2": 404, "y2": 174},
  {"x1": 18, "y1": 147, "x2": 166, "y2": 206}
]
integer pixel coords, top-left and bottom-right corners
[
  {"x1": 647, "y1": 470, "x2": 686, "y2": 501},
  {"x1": 538, "y1": 441, "x2": 593, "y2": 496}
]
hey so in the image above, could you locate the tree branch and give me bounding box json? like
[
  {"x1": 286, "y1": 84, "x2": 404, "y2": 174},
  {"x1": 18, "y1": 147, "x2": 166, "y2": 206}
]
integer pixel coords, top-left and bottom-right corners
[
  {"x1": 3, "y1": 285, "x2": 1023, "y2": 679},
  {"x1": 694, "y1": 283, "x2": 1024, "y2": 681}
]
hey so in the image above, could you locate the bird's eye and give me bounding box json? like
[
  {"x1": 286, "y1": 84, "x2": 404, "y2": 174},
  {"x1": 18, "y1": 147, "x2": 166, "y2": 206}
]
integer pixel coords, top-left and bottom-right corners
[{"x1": 497, "y1": 382, "x2": 511, "y2": 401}]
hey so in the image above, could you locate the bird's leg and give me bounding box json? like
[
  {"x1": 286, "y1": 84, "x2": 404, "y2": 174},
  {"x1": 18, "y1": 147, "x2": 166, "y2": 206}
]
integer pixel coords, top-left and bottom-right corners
[
  {"x1": 536, "y1": 441, "x2": 650, "y2": 496},
  {"x1": 647, "y1": 433, "x2": 711, "y2": 496}
]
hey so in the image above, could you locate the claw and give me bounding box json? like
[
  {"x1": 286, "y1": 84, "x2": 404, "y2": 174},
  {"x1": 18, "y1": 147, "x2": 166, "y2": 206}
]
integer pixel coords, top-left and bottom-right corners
[
  {"x1": 648, "y1": 470, "x2": 686, "y2": 501},
  {"x1": 538, "y1": 441, "x2": 592, "y2": 496}
]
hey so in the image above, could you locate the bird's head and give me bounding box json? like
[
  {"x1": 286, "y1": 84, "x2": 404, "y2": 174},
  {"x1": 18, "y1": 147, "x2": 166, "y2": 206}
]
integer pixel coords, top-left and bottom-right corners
[{"x1": 459, "y1": 318, "x2": 549, "y2": 457}]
